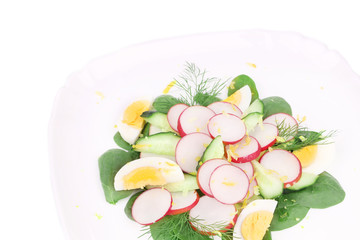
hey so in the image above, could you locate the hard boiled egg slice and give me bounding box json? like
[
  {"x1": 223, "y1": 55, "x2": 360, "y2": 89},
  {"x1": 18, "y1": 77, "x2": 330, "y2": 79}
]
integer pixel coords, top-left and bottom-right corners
[
  {"x1": 223, "y1": 85, "x2": 252, "y2": 112},
  {"x1": 233, "y1": 199, "x2": 277, "y2": 240},
  {"x1": 117, "y1": 100, "x2": 151, "y2": 144},
  {"x1": 293, "y1": 143, "x2": 335, "y2": 175},
  {"x1": 114, "y1": 157, "x2": 184, "y2": 191}
]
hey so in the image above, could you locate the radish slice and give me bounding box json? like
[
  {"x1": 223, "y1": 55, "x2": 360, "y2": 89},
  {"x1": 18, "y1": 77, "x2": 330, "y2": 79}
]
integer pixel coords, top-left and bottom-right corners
[
  {"x1": 207, "y1": 113, "x2": 246, "y2": 144},
  {"x1": 231, "y1": 162, "x2": 254, "y2": 179},
  {"x1": 178, "y1": 106, "x2": 215, "y2": 136},
  {"x1": 167, "y1": 104, "x2": 189, "y2": 132},
  {"x1": 263, "y1": 113, "x2": 298, "y2": 141},
  {"x1": 249, "y1": 123, "x2": 278, "y2": 151},
  {"x1": 175, "y1": 133, "x2": 213, "y2": 174},
  {"x1": 247, "y1": 178, "x2": 258, "y2": 199},
  {"x1": 259, "y1": 149, "x2": 302, "y2": 188},
  {"x1": 168, "y1": 190, "x2": 199, "y2": 215},
  {"x1": 209, "y1": 165, "x2": 250, "y2": 204},
  {"x1": 226, "y1": 136, "x2": 261, "y2": 163},
  {"x1": 207, "y1": 101, "x2": 243, "y2": 118},
  {"x1": 189, "y1": 196, "x2": 237, "y2": 234},
  {"x1": 197, "y1": 159, "x2": 230, "y2": 197},
  {"x1": 132, "y1": 188, "x2": 172, "y2": 225}
]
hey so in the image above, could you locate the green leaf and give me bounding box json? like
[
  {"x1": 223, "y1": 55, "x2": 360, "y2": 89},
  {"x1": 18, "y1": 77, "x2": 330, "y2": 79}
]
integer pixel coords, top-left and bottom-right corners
[
  {"x1": 227, "y1": 74, "x2": 259, "y2": 103},
  {"x1": 113, "y1": 132, "x2": 132, "y2": 151},
  {"x1": 124, "y1": 191, "x2": 144, "y2": 221},
  {"x1": 284, "y1": 171, "x2": 345, "y2": 209},
  {"x1": 98, "y1": 149, "x2": 139, "y2": 204},
  {"x1": 270, "y1": 194, "x2": 310, "y2": 231},
  {"x1": 263, "y1": 230, "x2": 272, "y2": 240},
  {"x1": 262, "y1": 96, "x2": 292, "y2": 119},
  {"x1": 153, "y1": 95, "x2": 184, "y2": 113},
  {"x1": 141, "y1": 123, "x2": 151, "y2": 137},
  {"x1": 194, "y1": 92, "x2": 221, "y2": 106}
]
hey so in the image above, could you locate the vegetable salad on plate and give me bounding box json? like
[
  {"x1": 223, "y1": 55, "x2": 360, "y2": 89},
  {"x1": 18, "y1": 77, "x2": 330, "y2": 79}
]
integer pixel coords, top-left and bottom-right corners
[{"x1": 98, "y1": 63, "x2": 345, "y2": 240}]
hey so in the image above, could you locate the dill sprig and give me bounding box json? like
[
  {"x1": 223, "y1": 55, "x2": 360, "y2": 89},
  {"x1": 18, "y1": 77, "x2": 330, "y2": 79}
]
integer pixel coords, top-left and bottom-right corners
[
  {"x1": 174, "y1": 62, "x2": 228, "y2": 106},
  {"x1": 140, "y1": 212, "x2": 238, "y2": 240},
  {"x1": 274, "y1": 120, "x2": 336, "y2": 152}
]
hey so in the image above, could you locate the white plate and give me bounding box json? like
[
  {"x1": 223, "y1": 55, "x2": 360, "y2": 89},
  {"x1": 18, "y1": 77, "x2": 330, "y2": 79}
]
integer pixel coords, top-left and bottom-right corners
[{"x1": 49, "y1": 30, "x2": 360, "y2": 240}]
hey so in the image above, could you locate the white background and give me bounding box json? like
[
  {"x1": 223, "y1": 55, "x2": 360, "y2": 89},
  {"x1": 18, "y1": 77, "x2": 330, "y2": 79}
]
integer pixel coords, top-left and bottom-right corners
[{"x1": 1, "y1": 1, "x2": 359, "y2": 239}]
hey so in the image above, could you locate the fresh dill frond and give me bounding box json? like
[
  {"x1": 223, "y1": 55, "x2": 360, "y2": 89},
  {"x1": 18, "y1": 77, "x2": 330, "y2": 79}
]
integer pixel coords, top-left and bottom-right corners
[
  {"x1": 173, "y1": 62, "x2": 228, "y2": 106},
  {"x1": 139, "y1": 212, "x2": 239, "y2": 240},
  {"x1": 274, "y1": 129, "x2": 336, "y2": 152}
]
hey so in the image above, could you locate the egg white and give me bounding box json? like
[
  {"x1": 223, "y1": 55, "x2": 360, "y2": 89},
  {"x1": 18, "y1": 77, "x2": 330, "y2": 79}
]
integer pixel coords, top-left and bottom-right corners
[
  {"x1": 233, "y1": 199, "x2": 278, "y2": 240},
  {"x1": 302, "y1": 143, "x2": 335, "y2": 175},
  {"x1": 237, "y1": 85, "x2": 252, "y2": 112},
  {"x1": 114, "y1": 157, "x2": 184, "y2": 191},
  {"x1": 117, "y1": 121, "x2": 142, "y2": 145}
]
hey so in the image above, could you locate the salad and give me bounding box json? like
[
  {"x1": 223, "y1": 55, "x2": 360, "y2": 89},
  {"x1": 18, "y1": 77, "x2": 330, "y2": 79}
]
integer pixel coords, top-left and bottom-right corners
[{"x1": 98, "y1": 63, "x2": 345, "y2": 240}]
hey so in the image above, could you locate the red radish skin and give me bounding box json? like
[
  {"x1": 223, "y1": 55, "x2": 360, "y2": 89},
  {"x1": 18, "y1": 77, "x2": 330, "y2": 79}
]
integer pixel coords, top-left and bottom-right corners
[
  {"x1": 207, "y1": 101, "x2": 243, "y2": 118},
  {"x1": 167, "y1": 191, "x2": 199, "y2": 215},
  {"x1": 226, "y1": 136, "x2": 261, "y2": 163},
  {"x1": 177, "y1": 106, "x2": 215, "y2": 137},
  {"x1": 231, "y1": 161, "x2": 254, "y2": 179},
  {"x1": 249, "y1": 123, "x2": 279, "y2": 151},
  {"x1": 247, "y1": 178, "x2": 258, "y2": 199},
  {"x1": 263, "y1": 113, "x2": 298, "y2": 142},
  {"x1": 189, "y1": 196, "x2": 238, "y2": 235},
  {"x1": 175, "y1": 133, "x2": 213, "y2": 174},
  {"x1": 207, "y1": 113, "x2": 246, "y2": 144},
  {"x1": 197, "y1": 159, "x2": 230, "y2": 197},
  {"x1": 259, "y1": 149, "x2": 302, "y2": 188},
  {"x1": 209, "y1": 165, "x2": 250, "y2": 204},
  {"x1": 167, "y1": 104, "x2": 189, "y2": 132},
  {"x1": 131, "y1": 188, "x2": 172, "y2": 226}
]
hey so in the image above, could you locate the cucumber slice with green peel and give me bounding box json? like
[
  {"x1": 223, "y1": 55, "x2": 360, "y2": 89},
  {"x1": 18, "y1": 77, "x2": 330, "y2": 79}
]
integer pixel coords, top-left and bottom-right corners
[
  {"x1": 133, "y1": 132, "x2": 180, "y2": 156},
  {"x1": 242, "y1": 99, "x2": 264, "y2": 117},
  {"x1": 287, "y1": 172, "x2": 319, "y2": 191},
  {"x1": 252, "y1": 160, "x2": 284, "y2": 199},
  {"x1": 147, "y1": 174, "x2": 199, "y2": 193},
  {"x1": 199, "y1": 136, "x2": 224, "y2": 165},
  {"x1": 141, "y1": 111, "x2": 173, "y2": 132},
  {"x1": 141, "y1": 123, "x2": 151, "y2": 137},
  {"x1": 242, "y1": 112, "x2": 263, "y2": 133}
]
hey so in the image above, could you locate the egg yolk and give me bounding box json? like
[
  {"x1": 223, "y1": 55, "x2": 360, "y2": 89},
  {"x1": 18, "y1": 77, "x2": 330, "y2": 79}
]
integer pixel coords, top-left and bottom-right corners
[
  {"x1": 241, "y1": 210, "x2": 273, "y2": 240},
  {"x1": 223, "y1": 90, "x2": 242, "y2": 106},
  {"x1": 293, "y1": 145, "x2": 318, "y2": 168},
  {"x1": 122, "y1": 100, "x2": 150, "y2": 129},
  {"x1": 123, "y1": 167, "x2": 166, "y2": 190}
]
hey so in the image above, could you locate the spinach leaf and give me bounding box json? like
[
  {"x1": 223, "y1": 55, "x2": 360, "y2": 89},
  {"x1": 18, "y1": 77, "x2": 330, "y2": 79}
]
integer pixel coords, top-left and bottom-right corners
[
  {"x1": 270, "y1": 194, "x2": 310, "y2": 231},
  {"x1": 113, "y1": 132, "x2": 132, "y2": 151},
  {"x1": 124, "y1": 191, "x2": 144, "y2": 221},
  {"x1": 194, "y1": 92, "x2": 221, "y2": 106},
  {"x1": 262, "y1": 96, "x2": 292, "y2": 119},
  {"x1": 153, "y1": 95, "x2": 184, "y2": 113},
  {"x1": 263, "y1": 230, "x2": 272, "y2": 240},
  {"x1": 285, "y1": 171, "x2": 345, "y2": 209},
  {"x1": 227, "y1": 75, "x2": 259, "y2": 103},
  {"x1": 98, "y1": 149, "x2": 139, "y2": 204}
]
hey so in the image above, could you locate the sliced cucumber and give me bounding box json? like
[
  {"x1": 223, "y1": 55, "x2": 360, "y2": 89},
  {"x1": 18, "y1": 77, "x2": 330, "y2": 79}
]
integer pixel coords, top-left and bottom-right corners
[
  {"x1": 242, "y1": 99, "x2": 264, "y2": 117},
  {"x1": 287, "y1": 172, "x2": 319, "y2": 191},
  {"x1": 141, "y1": 111, "x2": 173, "y2": 132},
  {"x1": 253, "y1": 160, "x2": 283, "y2": 199},
  {"x1": 147, "y1": 174, "x2": 199, "y2": 193},
  {"x1": 133, "y1": 132, "x2": 180, "y2": 156},
  {"x1": 199, "y1": 136, "x2": 224, "y2": 165},
  {"x1": 149, "y1": 125, "x2": 163, "y2": 135},
  {"x1": 242, "y1": 112, "x2": 263, "y2": 133}
]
